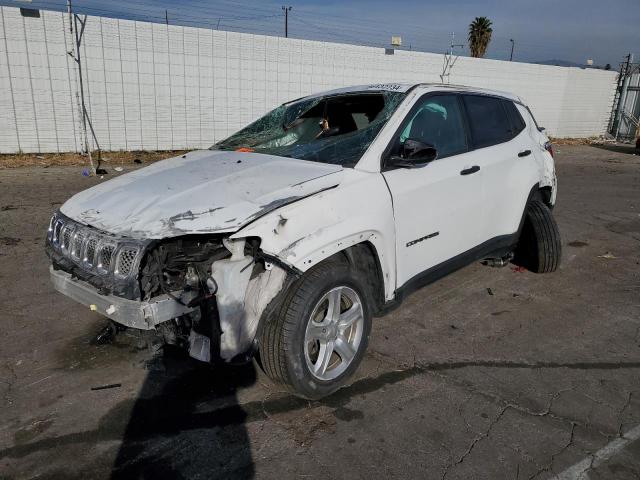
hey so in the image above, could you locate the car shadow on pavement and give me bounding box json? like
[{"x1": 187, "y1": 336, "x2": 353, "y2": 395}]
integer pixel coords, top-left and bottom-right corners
[{"x1": 110, "y1": 347, "x2": 257, "y2": 480}]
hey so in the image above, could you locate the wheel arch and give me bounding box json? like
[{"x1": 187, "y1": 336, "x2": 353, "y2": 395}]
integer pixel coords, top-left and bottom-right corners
[
  {"x1": 535, "y1": 185, "x2": 554, "y2": 209},
  {"x1": 230, "y1": 171, "x2": 397, "y2": 303},
  {"x1": 259, "y1": 230, "x2": 395, "y2": 306},
  {"x1": 338, "y1": 241, "x2": 387, "y2": 316},
  {"x1": 515, "y1": 182, "x2": 559, "y2": 242}
]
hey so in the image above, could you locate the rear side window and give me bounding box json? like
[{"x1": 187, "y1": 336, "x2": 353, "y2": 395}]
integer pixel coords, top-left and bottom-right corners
[
  {"x1": 462, "y1": 95, "x2": 513, "y2": 148},
  {"x1": 502, "y1": 100, "x2": 526, "y2": 135}
]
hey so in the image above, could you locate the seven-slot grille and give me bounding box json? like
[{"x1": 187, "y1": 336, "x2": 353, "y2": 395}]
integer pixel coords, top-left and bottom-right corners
[{"x1": 48, "y1": 214, "x2": 141, "y2": 278}]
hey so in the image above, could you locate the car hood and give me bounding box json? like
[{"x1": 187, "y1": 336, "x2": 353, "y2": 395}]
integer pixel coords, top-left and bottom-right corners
[{"x1": 60, "y1": 150, "x2": 344, "y2": 239}]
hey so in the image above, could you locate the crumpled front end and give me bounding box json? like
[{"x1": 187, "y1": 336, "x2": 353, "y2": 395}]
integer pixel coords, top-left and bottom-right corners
[{"x1": 46, "y1": 210, "x2": 294, "y2": 363}]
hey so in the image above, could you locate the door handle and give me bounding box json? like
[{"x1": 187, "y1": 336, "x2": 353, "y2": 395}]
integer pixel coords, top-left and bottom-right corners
[
  {"x1": 518, "y1": 149, "x2": 532, "y2": 157},
  {"x1": 460, "y1": 165, "x2": 480, "y2": 175}
]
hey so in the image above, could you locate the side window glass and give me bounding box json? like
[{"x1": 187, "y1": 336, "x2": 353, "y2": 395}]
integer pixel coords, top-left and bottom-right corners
[
  {"x1": 462, "y1": 95, "x2": 513, "y2": 148},
  {"x1": 397, "y1": 95, "x2": 467, "y2": 158},
  {"x1": 502, "y1": 100, "x2": 526, "y2": 135}
]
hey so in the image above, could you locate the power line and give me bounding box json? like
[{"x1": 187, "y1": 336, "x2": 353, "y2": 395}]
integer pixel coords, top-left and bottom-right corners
[{"x1": 0, "y1": 0, "x2": 608, "y2": 62}]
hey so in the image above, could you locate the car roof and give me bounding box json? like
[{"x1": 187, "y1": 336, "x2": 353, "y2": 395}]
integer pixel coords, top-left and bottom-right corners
[{"x1": 296, "y1": 83, "x2": 524, "y2": 105}]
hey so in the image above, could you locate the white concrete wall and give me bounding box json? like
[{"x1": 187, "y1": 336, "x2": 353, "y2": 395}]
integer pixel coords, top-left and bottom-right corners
[{"x1": 0, "y1": 6, "x2": 618, "y2": 153}]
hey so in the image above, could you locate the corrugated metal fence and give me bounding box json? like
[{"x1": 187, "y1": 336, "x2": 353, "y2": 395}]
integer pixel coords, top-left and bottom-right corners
[{"x1": 0, "y1": 6, "x2": 619, "y2": 153}]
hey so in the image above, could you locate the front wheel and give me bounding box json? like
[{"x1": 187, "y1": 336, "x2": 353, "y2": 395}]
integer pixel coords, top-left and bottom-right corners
[{"x1": 258, "y1": 260, "x2": 372, "y2": 400}]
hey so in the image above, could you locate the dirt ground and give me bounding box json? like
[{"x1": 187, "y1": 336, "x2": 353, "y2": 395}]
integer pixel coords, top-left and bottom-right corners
[
  {"x1": 0, "y1": 150, "x2": 186, "y2": 169},
  {"x1": 0, "y1": 145, "x2": 639, "y2": 479}
]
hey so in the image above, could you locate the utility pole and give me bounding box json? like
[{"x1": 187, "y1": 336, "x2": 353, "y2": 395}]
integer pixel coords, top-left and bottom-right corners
[
  {"x1": 282, "y1": 6, "x2": 291, "y2": 38},
  {"x1": 165, "y1": 9, "x2": 168, "y2": 25},
  {"x1": 509, "y1": 39, "x2": 515, "y2": 61}
]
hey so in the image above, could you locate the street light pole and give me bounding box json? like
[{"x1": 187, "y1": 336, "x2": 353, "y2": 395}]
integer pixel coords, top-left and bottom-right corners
[
  {"x1": 282, "y1": 6, "x2": 291, "y2": 38},
  {"x1": 509, "y1": 39, "x2": 515, "y2": 61}
]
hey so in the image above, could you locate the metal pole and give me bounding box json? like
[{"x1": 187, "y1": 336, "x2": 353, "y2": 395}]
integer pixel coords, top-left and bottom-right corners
[
  {"x1": 67, "y1": 0, "x2": 95, "y2": 173},
  {"x1": 509, "y1": 39, "x2": 514, "y2": 61},
  {"x1": 282, "y1": 6, "x2": 291, "y2": 38},
  {"x1": 74, "y1": 14, "x2": 94, "y2": 173},
  {"x1": 67, "y1": 0, "x2": 100, "y2": 175},
  {"x1": 165, "y1": 9, "x2": 168, "y2": 25},
  {"x1": 614, "y1": 53, "x2": 633, "y2": 140}
]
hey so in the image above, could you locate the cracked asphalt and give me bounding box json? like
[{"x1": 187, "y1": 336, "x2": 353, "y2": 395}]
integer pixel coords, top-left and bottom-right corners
[{"x1": 1, "y1": 144, "x2": 639, "y2": 479}]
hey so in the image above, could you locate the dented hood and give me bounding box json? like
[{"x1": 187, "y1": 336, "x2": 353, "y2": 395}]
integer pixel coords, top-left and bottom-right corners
[{"x1": 60, "y1": 150, "x2": 344, "y2": 239}]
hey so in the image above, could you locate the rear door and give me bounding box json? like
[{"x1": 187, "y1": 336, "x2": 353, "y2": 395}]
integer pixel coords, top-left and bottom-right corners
[
  {"x1": 382, "y1": 93, "x2": 485, "y2": 287},
  {"x1": 460, "y1": 95, "x2": 539, "y2": 241}
]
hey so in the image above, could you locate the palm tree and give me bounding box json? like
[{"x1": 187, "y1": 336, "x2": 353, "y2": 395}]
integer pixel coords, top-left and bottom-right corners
[{"x1": 468, "y1": 17, "x2": 493, "y2": 58}]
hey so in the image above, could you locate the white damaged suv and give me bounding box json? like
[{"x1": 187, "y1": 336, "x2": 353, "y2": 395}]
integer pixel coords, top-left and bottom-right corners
[{"x1": 46, "y1": 83, "x2": 561, "y2": 399}]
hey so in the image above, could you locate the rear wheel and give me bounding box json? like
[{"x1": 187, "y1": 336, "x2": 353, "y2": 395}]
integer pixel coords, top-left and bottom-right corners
[
  {"x1": 514, "y1": 199, "x2": 562, "y2": 273},
  {"x1": 259, "y1": 259, "x2": 372, "y2": 399}
]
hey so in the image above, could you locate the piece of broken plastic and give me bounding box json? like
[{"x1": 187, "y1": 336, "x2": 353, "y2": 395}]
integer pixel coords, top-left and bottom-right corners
[{"x1": 188, "y1": 329, "x2": 211, "y2": 363}]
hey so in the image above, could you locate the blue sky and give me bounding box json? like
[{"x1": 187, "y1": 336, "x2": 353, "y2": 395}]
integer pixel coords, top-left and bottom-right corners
[{"x1": 3, "y1": 0, "x2": 639, "y2": 66}]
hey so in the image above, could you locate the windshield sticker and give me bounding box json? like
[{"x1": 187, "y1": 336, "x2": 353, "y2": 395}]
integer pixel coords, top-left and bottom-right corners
[{"x1": 366, "y1": 83, "x2": 411, "y2": 92}]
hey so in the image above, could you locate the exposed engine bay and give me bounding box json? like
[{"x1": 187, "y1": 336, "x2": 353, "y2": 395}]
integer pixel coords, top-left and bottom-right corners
[{"x1": 139, "y1": 236, "x2": 289, "y2": 364}]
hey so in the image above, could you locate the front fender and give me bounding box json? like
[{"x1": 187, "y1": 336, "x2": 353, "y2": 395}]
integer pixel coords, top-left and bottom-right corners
[{"x1": 231, "y1": 169, "x2": 397, "y2": 300}]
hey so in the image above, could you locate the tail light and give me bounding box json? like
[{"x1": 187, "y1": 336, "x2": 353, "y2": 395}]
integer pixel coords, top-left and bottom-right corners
[{"x1": 544, "y1": 141, "x2": 554, "y2": 158}]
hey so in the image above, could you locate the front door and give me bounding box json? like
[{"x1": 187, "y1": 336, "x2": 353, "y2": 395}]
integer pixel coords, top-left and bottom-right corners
[{"x1": 382, "y1": 94, "x2": 485, "y2": 288}]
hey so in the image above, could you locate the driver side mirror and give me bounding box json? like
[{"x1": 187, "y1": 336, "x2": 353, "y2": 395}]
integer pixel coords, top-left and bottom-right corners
[{"x1": 387, "y1": 139, "x2": 438, "y2": 169}]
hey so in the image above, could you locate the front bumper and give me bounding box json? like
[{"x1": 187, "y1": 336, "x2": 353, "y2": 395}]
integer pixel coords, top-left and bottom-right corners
[{"x1": 50, "y1": 266, "x2": 195, "y2": 330}]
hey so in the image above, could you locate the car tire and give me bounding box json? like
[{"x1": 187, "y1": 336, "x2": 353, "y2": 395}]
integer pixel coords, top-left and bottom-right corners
[
  {"x1": 514, "y1": 199, "x2": 562, "y2": 273},
  {"x1": 258, "y1": 258, "x2": 372, "y2": 400}
]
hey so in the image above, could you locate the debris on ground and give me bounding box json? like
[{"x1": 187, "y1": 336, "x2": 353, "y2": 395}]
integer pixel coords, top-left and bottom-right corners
[
  {"x1": 93, "y1": 323, "x2": 118, "y2": 345},
  {"x1": 90, "y1": 383, "x2": 121, "y2": 391},
  {"x1": 549, "y1": 137, "x2": 603, "y2": 145},
  {"x1": 0, "y1": 236, "x2": 21, "y2": 246},
  {"x1": 511, "y1": 266, "x2": 526, "y2": 272},
  {"x1": 568, "y1": 241, "x2": 589, "y2": 247},
  {"x1": 0, "y1": 150, "x2": 187, "y2": 168},
  {"x1": 486, "y1": 287, "x2": 494, "y2": 295},
  {"x1": 597, "y1": 252, "x2": 617, "y2": 259}
]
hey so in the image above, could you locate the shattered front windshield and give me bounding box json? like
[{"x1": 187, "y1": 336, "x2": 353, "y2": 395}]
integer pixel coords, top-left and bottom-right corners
[{"x1": 212, "y1": 91, "x2": 406, "y2": 166}]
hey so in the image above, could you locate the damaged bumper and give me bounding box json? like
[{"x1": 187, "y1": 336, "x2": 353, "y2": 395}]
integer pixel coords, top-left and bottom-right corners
[{"x1": 49, "y1": 266, "x2": 195, "y2": 330}]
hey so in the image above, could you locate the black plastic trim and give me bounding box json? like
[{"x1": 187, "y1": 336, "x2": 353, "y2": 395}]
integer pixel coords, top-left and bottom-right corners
[{"x1": 393, "y1": 233, "x2": 517, "y2": 303}]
